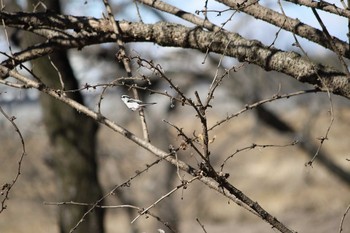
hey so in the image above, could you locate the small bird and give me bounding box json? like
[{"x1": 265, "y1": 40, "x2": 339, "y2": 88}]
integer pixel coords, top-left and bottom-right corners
[{"x1": 121, "y1": 95, "x2": 156, "y2": 111}]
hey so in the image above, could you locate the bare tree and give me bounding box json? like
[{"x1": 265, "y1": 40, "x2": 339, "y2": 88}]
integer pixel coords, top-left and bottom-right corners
[{"x1": 0, "y1": 0, "x2": 349, "y2": 233}]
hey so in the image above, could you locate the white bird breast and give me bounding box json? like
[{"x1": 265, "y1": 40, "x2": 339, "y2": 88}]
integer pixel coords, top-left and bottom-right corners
[{"x1": 121, "y1": 95, "x2": 156, "y2": 111}]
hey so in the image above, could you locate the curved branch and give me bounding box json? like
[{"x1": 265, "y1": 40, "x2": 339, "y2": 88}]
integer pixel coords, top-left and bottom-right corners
[{"x1": 1, "y1": 12, "x2": 349, "y2": 99}]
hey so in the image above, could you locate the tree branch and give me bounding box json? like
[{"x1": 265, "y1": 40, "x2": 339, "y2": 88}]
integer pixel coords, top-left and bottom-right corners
[
  {"x1": 285, "y1": 0, "x2": 350, "y2": 19},
  {"x1": 0, "y1": 64, "x2": 296, "y2": 233},
  {"x1": 217, "y1": 0, "x2": 350, "y2": 58},
  {"x1": 136, "y1": 0, "x2": 222, "y2": 32},
  {"x1": 1, "y1": 11, "x2": 349, "y2": 99}
]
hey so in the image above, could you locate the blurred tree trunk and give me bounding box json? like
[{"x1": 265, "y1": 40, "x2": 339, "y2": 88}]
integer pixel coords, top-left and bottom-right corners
[{"x1": 23, "y1": 0, "x2": 105, "y2": 232}]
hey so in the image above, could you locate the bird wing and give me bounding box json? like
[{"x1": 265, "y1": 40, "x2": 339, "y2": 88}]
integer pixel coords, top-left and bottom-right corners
[{"x1": 127, "y1": 98, "x2": 143, "y2": 104}]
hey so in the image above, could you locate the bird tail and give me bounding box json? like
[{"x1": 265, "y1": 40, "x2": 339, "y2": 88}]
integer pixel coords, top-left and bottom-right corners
[{"x1": 141, "y1": 102, "x2": 156, "y2": 106}]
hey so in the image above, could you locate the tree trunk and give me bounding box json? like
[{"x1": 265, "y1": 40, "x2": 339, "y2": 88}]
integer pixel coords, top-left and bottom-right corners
[{"x1": 24, "y1": 0, "x2": 105, "y2": 232}]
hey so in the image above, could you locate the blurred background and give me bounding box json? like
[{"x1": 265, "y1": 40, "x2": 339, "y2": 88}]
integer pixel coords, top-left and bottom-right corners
[{"x1": 0, "y1": 0, "x2": 349, "y2": 233}]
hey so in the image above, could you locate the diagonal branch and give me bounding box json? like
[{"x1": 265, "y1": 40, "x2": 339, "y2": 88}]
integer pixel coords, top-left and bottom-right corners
[
  {"x1": 136, "y1": 0, "x2": 223, "y2": 32},
  {"x1": 285, "y1": 0, "x2": 350, "y2": 19},
  {"x1": 217, "y1": 0, "x2": 350, "y2": 58},
  {"x1": 0, "y1": 64, "x2": 295, "y2": 233},
  {"x1": 311, "y1": 8, "x2": 350, "y2": 77}
]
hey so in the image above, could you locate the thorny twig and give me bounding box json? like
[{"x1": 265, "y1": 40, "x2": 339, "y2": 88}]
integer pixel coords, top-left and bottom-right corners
[
  {"x1": 338, "y1": 203, "x2": 350, "y2": 233},
  {"x1": 305, "y1": 93, "x2": 334, "y2": 166},
  {"x1": 221, "y1": 141, "x2": 298, "y2": 171},
  {"x1": 209, "y1": 89, "x2": 321, "y2": 131},
  {"x1": 278, "y1": 0, "x2": 336, "y2": 166},
  {"x1": 0, "y1": 106, "x2": 26, "y2": 213},
  {"x1": 131, "y1": 176, "x2": 200, "y2": 224},
  {"x1": 163, "y1": 119, "x2": 206, "y2": 161}
]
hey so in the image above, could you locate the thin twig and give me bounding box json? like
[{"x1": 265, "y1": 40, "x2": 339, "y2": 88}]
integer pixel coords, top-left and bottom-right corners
[
  {"x1": 131, "y1": 176, "x2": 199, "y2": 224},
  {"x1": 196, "y1": 218, "x2": 208, "y2": 233},
  {"x1": 44, "y1": 202, "x2": 177, "y2": 233},
  {"x1": 209, "y1": 89, "x2": 320, "y2": 131},
  {"x1": 278, "y1": 1, "x2": 336, "y2": 166},
  {"x1": 0, "y1": 106, "x2": 26, "y2": 213},
  {"x1": 311, "y1": 8, "x2": 350, "y2": 78},
  {"x1": 163, "y1": 119, "x2": 206, "y2": 161},
  {"x1": 205, "y1": 39, "x2": 236, "y2": 107},
  {"x1": 221, "y1": 141, "x2": 298, "y2": 171},
  {"x1": 48, "y1": 55, "x2": 65, "y2": 94},
  {"x1": 338, "y1": 203, "x2": 350, "y2": 233},
  {"x1": 305, "y1": 87, "x2": 334, "y2": 166}
]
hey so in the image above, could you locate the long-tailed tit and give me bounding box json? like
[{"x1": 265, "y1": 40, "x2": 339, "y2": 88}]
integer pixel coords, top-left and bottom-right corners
[{"x1": 121, "y1": 95, "x2": 156, "y2": 111}]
